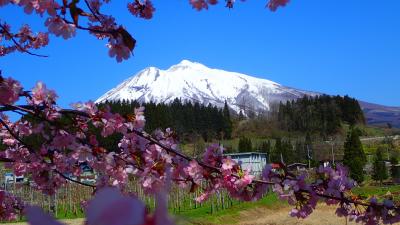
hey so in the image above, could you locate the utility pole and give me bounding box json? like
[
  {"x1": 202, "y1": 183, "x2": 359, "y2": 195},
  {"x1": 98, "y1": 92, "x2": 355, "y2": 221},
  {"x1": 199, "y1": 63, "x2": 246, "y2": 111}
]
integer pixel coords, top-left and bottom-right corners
[
  {"x1": 385, "y1": 136, "x2": 390, "y2": 161},
  {"x1": 387, "y1": 145, "x2": 390, "y2": 161},
  {"x1": 331, "y1": 142, "x2": 335, "y2": 165},
  {"x1": 307, "y1": 145, "x2": 311, "y2": 169},
  {"x1": 330, "y1": 138, "x2": 335, "y2": 165}
]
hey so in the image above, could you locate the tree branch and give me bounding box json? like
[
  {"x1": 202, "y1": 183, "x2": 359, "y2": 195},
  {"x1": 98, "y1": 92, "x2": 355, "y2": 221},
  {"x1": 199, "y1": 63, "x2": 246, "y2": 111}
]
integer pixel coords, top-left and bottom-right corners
[
  {"x1": 1, "y1": 103, "x2": 398, "y2": 210},
  {"x1": 0, "y1": 23, "x2": 48, "y2": 58},
  {"x1": 54, "y1": 170, "x2": 96, "y2": 188}
]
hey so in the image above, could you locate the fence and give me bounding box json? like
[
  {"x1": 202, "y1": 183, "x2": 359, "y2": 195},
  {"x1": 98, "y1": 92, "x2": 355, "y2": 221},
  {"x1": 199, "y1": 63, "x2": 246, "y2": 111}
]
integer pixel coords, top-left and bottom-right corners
[{"x1": 2, "y1": 176, "x2": 242, "y2": 220}]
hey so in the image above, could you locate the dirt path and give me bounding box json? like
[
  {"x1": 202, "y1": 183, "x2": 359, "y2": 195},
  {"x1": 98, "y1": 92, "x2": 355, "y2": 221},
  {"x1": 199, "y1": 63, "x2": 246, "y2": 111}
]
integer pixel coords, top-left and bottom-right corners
[
  {"x1": 6, "y1": 218, "x2": 84, "y2": 225},
  {"x1": 183, "y1": 204, "x2": 365, "y2": 225},
  {"x1": 236, "y1": 205, "x2": 358, "y2": 225}
]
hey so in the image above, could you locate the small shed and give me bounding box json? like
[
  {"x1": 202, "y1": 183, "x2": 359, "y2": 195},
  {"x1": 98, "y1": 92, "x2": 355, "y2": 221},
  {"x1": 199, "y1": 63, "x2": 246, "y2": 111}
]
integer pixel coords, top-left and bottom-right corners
[
  {"x1": 224, "y1": 152, "x2": 268, "y2": 176},
  {"x1": 4, "y1": 172, "x2": 24, "y2": 184},
  {"x1": 392, "y1": 164, "x2": 400, "y2": 184}
]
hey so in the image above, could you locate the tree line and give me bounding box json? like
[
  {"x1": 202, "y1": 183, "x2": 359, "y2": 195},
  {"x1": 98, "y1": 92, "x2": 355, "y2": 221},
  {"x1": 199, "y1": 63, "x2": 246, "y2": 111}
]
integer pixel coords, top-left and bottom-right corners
[
  {"x1": 96, "y1": 94, "x2": 365, "y2": 143},
  {"x1": 98, "y1": 98, "x2": 233, "y2": 142},
  {"x1": 277, "y1": 95, "x2": 365, "y2": 137}
]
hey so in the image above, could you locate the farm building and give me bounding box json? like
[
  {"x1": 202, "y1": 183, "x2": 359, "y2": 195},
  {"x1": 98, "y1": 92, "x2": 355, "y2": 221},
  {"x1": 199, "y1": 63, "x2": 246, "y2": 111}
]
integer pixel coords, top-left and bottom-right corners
[{"x1": 224, "y1": 152, "x2": 268, "y2": 176}]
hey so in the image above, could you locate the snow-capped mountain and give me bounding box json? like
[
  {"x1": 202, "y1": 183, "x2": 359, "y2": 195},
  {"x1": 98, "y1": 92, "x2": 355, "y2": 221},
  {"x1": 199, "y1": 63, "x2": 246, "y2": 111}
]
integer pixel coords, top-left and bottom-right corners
[{"x1": 95, "y1": 60, "x2": 318, "y2": 113}]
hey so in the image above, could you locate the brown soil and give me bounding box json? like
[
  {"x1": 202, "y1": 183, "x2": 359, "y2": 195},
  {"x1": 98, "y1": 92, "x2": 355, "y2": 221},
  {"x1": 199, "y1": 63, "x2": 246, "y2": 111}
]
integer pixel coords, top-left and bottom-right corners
[
  {"x1": 236, "y1": 205, "x2": 358, "y2": 225},
  {"x1": 6, "y1": 218, "x2": 84, "y2": 225}
]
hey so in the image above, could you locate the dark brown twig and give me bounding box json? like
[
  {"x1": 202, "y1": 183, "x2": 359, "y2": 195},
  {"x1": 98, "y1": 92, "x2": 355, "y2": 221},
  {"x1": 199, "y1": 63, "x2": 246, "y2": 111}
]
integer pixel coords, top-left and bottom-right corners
[{"x1": 0, "y1": 23, "x2": 48, "y2": 58}]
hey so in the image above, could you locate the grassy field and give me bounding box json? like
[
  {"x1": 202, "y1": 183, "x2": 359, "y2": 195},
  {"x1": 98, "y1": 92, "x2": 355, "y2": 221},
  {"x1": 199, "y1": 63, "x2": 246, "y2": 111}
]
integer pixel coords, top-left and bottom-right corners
[
  {"x1": 178, "y1": 185, "x2": 400, "y2": 224},
  {"x1": 353, "y1": 185, "x2": 400, "y2": 202},
  {"x1": 176, "y1": 194, "x2": 286, "y2": 224}
]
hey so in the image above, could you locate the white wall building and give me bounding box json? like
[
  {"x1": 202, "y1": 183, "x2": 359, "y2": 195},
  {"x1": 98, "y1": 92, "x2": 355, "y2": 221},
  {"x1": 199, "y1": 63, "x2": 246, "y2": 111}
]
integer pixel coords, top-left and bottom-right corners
[{"x1": 224, "y1": 152, "x2": 268, "y2": 176}]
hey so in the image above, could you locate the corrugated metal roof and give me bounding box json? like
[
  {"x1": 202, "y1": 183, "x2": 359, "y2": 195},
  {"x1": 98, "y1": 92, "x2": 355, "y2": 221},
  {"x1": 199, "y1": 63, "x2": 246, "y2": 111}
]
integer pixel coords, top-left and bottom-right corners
[{"x1": 224, "y1": 152, "x2": 268, "y2": 156}]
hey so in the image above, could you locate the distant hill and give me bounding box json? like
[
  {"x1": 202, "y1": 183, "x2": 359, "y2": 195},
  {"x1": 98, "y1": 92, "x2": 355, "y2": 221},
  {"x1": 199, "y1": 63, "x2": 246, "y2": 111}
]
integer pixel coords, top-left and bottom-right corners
[
  {"x1": 96, "y1": 60, "x2": 400, "y2": 128},
  {"x1": 359, "y1": 101, "x2": 400, "y2": 128}
]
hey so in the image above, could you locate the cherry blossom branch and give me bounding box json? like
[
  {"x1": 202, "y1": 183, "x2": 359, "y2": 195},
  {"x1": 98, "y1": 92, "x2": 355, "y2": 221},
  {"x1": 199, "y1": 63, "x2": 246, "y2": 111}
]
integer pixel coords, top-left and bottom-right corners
[
  {"x1": 83, "y1": 0, "x2": 102, "y2": 23},
  {"x1": 0, "y1": 154, "x2": 96, "y2": 188},
  {"x1": 61, "y1": 18, "x2": 116, "y2": 35},
  {"x1": 0, "y1": 117, "x2": 33, "y2": 153},
  {"x1": 1, "y1": 78, "x2": 399, "y2": 224},
  {"x1": 54, "y1": 170, "x2": 96, "y2": 188},
  {"x1": 1, "y1": 0, "x2": 289, "y2": 61},
  {"x1": 0, "y1": 23, "x2": 48, "y2": 58},
  {"x1": 0, "y1": 113, "x2": 98, "y2": 189},
  {"x1": 0, "y1": 156, "x2": 15, "y2": 163},
  {"x1": 2, "y1": 104, "x2": 36, "y2": 114},
  {"x1": 0, "y1": 105, "x2": 326, "y2": 187},
  {"x1": 0, "y1": 105, "x2": 388, "y2": 209}
]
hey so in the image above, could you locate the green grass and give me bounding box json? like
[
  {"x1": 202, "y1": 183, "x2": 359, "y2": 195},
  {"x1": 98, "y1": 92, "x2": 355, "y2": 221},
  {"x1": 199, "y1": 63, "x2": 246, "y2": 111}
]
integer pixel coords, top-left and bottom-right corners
[
  {"x1": 176, "y1": 184, "x2": 400, "y2": 224},
  {"x1": 175, "y1": 193, "x2": 285, "y2": 224},
  {"x1": 358, "y1": 126, "x2": 387, "y2": 137},
  {"x1": 54, "y1": 205, "x2": 85, "y2": 219},
  {"x1": 353, "y1": 185, "x2": 400, "y2": 200}
]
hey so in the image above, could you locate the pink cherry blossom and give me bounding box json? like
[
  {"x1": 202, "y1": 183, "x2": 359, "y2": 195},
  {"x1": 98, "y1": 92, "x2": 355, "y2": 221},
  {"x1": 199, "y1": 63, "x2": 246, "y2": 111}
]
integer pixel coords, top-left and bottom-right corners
[
  {"x1": 189, "y1": 0, "x2": 208, "y2": 11},
  {"x1": 25, "y1": 206, "x2": 63, "y2": 225},
  {"x1": 86, "y1": 187, "x2": 145, "y2": 225},
  {"x1": 107, "y1": 36, "x2": 132, "y2": 62},
  {"x1": 17, "y1": 24, "x2": 33, "y2": 43},
  {"x1": 195, "y1": 191, "x2": 211, "y2": 203},
  {"x1": 267, "y1": 0, "x2": 290, "y2": 11},
  {"x1": 0, "y1": 191, "x2": 23, "y2": 221},
  {"x1": 0, "y1": 76, "x2": 22, "y2": 105},
  {"x1": 31, "y1": 32, "x2": 49, "y2": 49},
  {"x1": 51, "y1": 130, "x2": 76, "y2": 149},
  {"x1": 203, "y1": 144, "x2": 223, "y2": 166},
  {"x1": 45, "y1": 16, "x2": 76, "y2": 39},
  {"x1": 128, "y1": 0, "x2": 155, "y2": 19},
  {"x1": 71, "y1": 145, "x2": 95, "y2": 163},
  {"x1": 100, "y1": 112, "x2": 127, "y2": 136},
  {"x1": 30, "y1": 81, "x2": 58, "y2": 105},
  {"x1": 13, "y1": 162, "x2": 27, "y2": 176},
  {"x1": 152, "y1": 190, "x2": 174, "y2": 225},
  {"x1": 233, "y1": 170, "x2": 253, "y2": 190},
  {"x1": 184, "y1": 160, "x2": 203, "y2": 185},
  {"x1": 221, "y1": 157, "x2": 236, "y2": 171},
  {"x1": 0, "y1": 0, "x2": 11, "y2": 7}
]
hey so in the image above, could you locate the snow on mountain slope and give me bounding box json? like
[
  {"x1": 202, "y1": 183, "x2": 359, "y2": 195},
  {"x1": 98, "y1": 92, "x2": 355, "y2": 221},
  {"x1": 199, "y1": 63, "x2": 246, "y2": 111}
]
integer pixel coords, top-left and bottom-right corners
[{"x1": 95, "y1": 60, "x2": 318, "y2": 113}]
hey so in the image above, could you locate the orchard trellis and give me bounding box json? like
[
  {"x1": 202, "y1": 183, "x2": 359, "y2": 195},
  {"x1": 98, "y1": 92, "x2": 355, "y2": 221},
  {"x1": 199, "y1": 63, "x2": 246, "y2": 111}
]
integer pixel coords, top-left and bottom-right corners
[
  {"x1": 2, "y1": 175, "x2": 241, "y2": 219},
  {"x1": 1, "y1": 0, "x2": 400, "y2": 225}
]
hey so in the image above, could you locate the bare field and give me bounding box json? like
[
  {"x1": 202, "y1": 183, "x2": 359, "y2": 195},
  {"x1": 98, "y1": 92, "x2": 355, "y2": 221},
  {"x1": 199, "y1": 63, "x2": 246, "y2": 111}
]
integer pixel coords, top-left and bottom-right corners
[
  {"x1": 7, "y1": 205, "x2": 400, "y2": 225},
  {"x1": 6, "y1": 218, "x2": 84, "y2": 225},
  {"x1": 186, "y1": 204, "x2": 394, "y2": 225},
  {"x1": 236, "y1": 205, "x2": 358, "y2": 225}
]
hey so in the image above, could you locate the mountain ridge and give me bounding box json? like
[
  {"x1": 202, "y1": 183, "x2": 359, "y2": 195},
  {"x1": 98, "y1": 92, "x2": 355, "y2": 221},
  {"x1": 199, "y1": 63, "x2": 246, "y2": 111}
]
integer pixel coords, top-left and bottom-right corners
[
  {"x1": 96, "y1": 60, "x2": 319, "y2": 113},
  {"x1": 96, "y1": 60, "x2": 400, "y2": 128}
]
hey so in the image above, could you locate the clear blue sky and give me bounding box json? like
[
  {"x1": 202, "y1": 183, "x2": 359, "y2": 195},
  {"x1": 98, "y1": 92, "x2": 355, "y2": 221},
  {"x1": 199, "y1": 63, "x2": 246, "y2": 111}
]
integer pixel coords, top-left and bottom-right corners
[{"x1": 1, "y1": 0, "x2": 399, "y2": 107}]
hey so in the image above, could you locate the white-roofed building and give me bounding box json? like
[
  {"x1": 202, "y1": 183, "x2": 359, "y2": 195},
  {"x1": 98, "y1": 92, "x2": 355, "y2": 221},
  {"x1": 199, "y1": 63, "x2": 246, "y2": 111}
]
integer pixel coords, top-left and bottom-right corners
[{"x1": 224, "y1": 152, "x2": 268, "y2": 176}]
